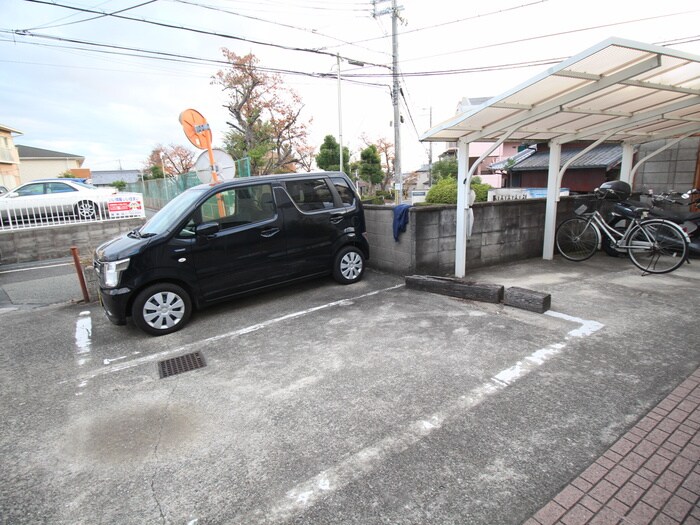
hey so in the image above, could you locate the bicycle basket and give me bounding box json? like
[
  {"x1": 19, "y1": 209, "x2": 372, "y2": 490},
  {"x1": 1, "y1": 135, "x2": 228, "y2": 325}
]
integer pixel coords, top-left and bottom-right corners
[{"x1": 595, "y1": 180, "x2": 631, "y2": 201}]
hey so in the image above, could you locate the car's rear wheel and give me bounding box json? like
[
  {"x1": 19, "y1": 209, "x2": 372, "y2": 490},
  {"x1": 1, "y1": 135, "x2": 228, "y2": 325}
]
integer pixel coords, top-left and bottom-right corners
[
  {"x1": 132, "y1": 283, "x2": 192, "y2": 336},
  {"x1": 75, "y1": 200, "x2": 97, "y2": 220},
  {"x1": 332, "y1": 246, "x2": 365, "y2": 284}
]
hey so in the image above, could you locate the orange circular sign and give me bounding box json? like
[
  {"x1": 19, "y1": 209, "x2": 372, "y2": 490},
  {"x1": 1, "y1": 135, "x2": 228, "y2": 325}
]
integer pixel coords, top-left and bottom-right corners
[{"x1": 179, "y1": 108, "x2": 212, "y2": 150}]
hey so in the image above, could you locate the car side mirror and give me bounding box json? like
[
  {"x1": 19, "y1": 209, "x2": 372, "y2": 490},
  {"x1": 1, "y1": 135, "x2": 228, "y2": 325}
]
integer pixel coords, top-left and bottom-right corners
[
  {"x1": 195, "y1": 221, "x2": 220, "y2": 236},
  {"x1": 7, "y1": 192, "x2": 19, "y2": 198}
]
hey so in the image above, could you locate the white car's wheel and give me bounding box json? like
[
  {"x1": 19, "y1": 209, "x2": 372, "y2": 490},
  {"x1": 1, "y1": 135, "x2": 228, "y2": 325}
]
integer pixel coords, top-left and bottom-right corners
[{"x1": 75, "y1": 200, "x2": 97, "y2": 219}]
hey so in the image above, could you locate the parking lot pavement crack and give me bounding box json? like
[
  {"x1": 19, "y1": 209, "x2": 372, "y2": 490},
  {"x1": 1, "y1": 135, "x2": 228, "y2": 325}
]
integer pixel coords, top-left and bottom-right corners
[{"x1": 149, "y1": 383, "x2": 177, "y2": 525}]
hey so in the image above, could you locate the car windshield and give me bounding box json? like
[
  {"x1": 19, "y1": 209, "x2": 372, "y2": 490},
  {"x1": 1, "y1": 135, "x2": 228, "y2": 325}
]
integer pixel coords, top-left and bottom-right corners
[{"x1": 139, "y1": 187, "x2": 208, "y2": 236}]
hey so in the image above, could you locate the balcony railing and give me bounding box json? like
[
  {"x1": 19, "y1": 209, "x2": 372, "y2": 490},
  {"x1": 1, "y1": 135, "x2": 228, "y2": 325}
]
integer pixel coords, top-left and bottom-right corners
[{"x1": 0, "y1": 147, "x2": 18, "y2": 164}]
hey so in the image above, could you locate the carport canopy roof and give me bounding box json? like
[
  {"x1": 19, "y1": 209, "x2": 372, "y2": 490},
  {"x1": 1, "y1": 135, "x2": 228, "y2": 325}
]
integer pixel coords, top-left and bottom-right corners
[{"x1": 420, "y1": 38, "x2": 700, "y2": 146}]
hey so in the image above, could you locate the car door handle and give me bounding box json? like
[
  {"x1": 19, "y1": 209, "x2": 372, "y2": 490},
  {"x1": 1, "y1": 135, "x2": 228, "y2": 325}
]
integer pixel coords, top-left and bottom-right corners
[
  {"x1": 261, "y1": 227, "x2": 280, "y2": 238},
  {"x1": 330, "y1": 214, "x2": 345, "y2": 224}
]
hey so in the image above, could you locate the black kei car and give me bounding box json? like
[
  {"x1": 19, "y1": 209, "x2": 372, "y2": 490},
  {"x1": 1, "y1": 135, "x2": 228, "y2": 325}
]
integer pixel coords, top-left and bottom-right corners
[{"x1": 94, "y1": 172, "x2": 370, "y2": 336}]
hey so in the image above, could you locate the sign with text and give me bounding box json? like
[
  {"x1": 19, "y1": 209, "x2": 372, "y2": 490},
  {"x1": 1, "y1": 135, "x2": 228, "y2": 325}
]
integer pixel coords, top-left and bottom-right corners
[{"x1": 107, "y1": 194, "x2": 145, "y2": 219}]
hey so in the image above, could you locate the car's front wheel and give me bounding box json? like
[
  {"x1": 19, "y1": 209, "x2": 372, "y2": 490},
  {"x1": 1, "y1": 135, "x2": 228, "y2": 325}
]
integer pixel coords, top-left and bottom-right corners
[
  {"x1": 332, "y1": 246, "x2": 365, "y2": 284},
  {"x1": 75, "y1": 200, "x2": 97, "y2": 220},
  {"x1": 132, "y1": 283, "x2": 192, "y2": 336}
]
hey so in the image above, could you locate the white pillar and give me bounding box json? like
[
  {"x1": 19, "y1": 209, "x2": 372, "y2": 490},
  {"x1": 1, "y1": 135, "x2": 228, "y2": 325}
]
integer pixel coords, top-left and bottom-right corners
[
  {"x1": 620, "y1": 142, "x2": 634, "y2": 185},
  {"x1": 542, "y1": 141, "x2": 562, "y2": 260},
  {"x1": 455, "y1": 139, "x2": 469, "y2": 278}
]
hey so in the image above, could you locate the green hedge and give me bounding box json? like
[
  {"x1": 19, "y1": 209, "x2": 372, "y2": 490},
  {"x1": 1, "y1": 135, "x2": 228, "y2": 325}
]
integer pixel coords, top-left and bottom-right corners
[
  {"x1": 426, "y1": 178, "x2": 458, "y2": 204},
  {"x1": 425, "y1": 177, "x2": 491, "y2": 205}
]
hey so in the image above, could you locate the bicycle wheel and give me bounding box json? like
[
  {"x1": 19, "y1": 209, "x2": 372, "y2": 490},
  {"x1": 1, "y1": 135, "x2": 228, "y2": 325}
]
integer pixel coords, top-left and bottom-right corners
[
  {"x1": 556, "y1": 217, "x2": 599, "y2": 261},
  {"x1": 626, "y1": 220, "x2": 688, "y2": 274}
]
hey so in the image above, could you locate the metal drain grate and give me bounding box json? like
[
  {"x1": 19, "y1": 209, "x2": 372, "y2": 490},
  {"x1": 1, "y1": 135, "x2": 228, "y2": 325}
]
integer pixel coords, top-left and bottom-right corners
[{"x1": 158, "y1": 352, "x2": 206, "y2": 379}]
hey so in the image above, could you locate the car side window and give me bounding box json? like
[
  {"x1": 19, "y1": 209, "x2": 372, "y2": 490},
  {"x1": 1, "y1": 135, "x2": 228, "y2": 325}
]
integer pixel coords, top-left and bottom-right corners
[
  {"x1": 16, "y1": 184, "x2": 44, "y2": 196},
  {"x1": 46, "y1": 182, "x2": 75, "y2": 194},
  {"x1": 285, "y1": 178, "x2": 335, "y2": 212},
  {"x1": 196, "y1": 184, "x2": 275, "y2": 231},
  {"x1": 330, "y1": 177, "x2": 356, "y2": 207}
]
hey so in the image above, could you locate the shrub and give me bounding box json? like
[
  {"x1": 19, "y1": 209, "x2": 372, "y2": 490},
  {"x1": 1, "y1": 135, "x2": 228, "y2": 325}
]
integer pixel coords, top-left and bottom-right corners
[
  {"x1": 426, "y1": 178, "x2": 457, "y2": 204},
  {"x1": 472, "y1": 182, "x2": 490, "y2": 202},
  {"x1": 111, "y1": 180, "x2": 127, "y2": 191},
  {"x1": 425, "y1": 177, "x2": 492, "y2": 204}
]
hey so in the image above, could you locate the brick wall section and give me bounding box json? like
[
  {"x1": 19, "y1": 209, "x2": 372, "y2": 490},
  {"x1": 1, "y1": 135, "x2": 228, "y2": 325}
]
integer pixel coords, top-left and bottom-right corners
[
  {"x1": 524, "y1": 368, "x2": 700, "y2": 525},
  {"x1": 0, "y1": 218, "x2": 145, "y2": 264},
  {"x1": 364, "y1": 196, "x2": 593, "y2": 276}
]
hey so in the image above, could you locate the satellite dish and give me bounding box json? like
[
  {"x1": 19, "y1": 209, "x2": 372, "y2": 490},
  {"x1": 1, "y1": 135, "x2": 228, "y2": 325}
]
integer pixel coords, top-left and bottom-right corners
[{"x1": 195, "y1": 149, "x2": 236, "y2": 184}]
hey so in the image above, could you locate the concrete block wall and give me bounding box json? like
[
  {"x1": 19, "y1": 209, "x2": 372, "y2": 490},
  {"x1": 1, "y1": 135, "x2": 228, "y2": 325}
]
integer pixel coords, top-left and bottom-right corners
[
  {"x1": 364, "y1": 196, "x2": 592, "y2": 276},
  {"x1": 0, "y1": 218, "x2": 146, "y2": 265},
  {"x1": 633, "y1": 137, "x2": 699, "y2": 194}
]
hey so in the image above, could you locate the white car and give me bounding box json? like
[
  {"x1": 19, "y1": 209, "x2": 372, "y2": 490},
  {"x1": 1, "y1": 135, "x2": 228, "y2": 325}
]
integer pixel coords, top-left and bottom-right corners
[{"x1": 0, "y1": 179, "x2": 118, "y2": 222}]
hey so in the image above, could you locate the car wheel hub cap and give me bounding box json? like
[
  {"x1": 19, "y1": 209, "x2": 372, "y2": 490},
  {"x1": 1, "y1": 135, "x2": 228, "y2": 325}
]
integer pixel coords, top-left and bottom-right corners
[
  {"x1": 341, "y1": 253, "x2": 362, "y2": 279},
  {"x1": 143, "y1": 292, "x2": 185, "y2": 330}
]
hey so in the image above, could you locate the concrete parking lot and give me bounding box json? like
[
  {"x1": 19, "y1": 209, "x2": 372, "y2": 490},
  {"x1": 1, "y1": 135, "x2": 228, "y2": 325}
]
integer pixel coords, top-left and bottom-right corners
[{"x1": 0, "y1": 255, "x2": 698, "y2": 524}]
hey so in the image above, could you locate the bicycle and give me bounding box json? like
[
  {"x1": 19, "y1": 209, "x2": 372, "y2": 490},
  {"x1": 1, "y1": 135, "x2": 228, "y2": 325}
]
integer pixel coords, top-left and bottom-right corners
[{"x1": 555, "y1": 183, "x2": 690, "y2": 274}]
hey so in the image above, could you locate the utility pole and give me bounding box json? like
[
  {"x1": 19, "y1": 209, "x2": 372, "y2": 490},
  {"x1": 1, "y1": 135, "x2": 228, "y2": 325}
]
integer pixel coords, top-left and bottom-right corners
[
  {"x1": 337, "y1": 53, "x2": 343, "y2": 175},
  {"x1": 373, "y1": 0, "x2": 403, "y2": 202},
  {"x1": 428, "y1": 106, "x2": 433, "y2": 186}
]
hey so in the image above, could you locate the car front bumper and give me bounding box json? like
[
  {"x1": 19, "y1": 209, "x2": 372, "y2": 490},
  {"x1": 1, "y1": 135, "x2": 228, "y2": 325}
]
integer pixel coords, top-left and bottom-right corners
[{"x1": 98, "y1": 286, "x2": 132, "y2": 325}]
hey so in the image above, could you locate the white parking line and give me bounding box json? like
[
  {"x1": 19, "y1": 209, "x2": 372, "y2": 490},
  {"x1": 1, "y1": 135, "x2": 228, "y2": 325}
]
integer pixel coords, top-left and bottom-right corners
[
  {"x1": 78, "y1": 284, "x2": 406, "y2": 380},
  {"x1": 237, "y1": 310, "x2": 605, "y2": 524},
  {"x1": 0, "y1": 262, "x2": 73, "y2": 274}
]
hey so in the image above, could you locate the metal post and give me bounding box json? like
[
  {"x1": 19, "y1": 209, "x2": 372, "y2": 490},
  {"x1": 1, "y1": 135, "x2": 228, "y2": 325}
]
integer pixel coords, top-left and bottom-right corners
[
  {"x1": 337, "y1": 53, "x2": 343, "y2": 174},
  {"x1": 391, "y1": 0, "x2": 401, "y2": 203},
  {"x1": 71, "y1": 246, "x2": 90, "y2": 303}
]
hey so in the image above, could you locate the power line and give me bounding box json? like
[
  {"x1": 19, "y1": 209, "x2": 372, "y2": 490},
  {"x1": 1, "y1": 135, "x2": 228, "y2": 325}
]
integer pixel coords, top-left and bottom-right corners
[
  {"x1": 0, "y1": 30, "x2": 392, "y2": 89},
  {"x1": 403, "y1": 8, "x2": 700, "y2": 64},
  {"x1": 25, "y1": 0, "x2": 159, "y2": 30},
  {"x1": 317, "y1": 0, "x2": 550, "y2": 51},
  {"x1": 170, "y1": 0, "x2": 390, "y2": 57},
  {"x1": 20, "y1": 0, "x2": 390, "y2": 69}
]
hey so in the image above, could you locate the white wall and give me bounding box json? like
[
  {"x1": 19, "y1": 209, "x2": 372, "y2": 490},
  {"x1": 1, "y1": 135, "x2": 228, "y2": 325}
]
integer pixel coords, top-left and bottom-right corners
[{"x1": 19, "y1": 159, "x2": 83, "y2": 183}]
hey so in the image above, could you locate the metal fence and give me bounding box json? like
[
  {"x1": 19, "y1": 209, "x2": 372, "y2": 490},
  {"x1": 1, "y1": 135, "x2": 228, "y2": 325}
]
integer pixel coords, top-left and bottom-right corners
[
  {"x1": 125, "y1": 172, "x2": 202, "y2": 211},
  {"x1": 0, "y1": 192, "x2": 145, "y2": 231}
]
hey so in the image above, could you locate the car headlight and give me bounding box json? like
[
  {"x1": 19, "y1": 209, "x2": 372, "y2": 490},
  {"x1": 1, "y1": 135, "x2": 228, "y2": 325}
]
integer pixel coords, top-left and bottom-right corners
[{"x1": 103, "y1": 258, "x2": 130, "y2": 288}]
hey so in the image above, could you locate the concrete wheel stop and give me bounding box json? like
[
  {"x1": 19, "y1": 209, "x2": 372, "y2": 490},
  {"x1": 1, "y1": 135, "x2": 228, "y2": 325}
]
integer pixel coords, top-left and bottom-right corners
[{"x1": 405, "y1": 275, "x2": 551, "y2": 313}]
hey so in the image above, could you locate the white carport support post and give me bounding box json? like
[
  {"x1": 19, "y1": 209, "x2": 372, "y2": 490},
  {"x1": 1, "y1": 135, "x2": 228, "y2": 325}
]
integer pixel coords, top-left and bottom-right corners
[
  {"x1": 620, "y1": 143, "x2": 635, "y2": 185},
  {"x1": 542, "y1": 141, "x2": 561, "y2": 260},
  {"x1": 455, "y1": 139, "x2": 469, "y2": 278},
  {"x1": 455, "y1": 130, "x2": 516, "y2": 277}
]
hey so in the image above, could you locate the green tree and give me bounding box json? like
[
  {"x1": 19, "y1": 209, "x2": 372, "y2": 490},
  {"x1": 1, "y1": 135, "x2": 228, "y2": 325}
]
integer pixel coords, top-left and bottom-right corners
[
  {"x1": 145, "y1": 165, "x2": 165, "y2": 180},
  {"x1": 431, "y1": 159, "x2": 458, "y2": 181},
  {"x1": 315, "y1": 135, "x2": 349, "y2": 174},
  {"x1": 359, "y1": 144, "x2": 383, "y2": 186}
]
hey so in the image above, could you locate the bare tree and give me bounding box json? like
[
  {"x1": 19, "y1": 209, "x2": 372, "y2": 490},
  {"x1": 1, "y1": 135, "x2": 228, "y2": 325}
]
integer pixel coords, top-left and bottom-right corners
[
  {"x1": 144, "y1": 144, "x2": 195, "y2": 177},
  {"x1": 213, "y1": 50, "x2": 311, "y2": 174}
]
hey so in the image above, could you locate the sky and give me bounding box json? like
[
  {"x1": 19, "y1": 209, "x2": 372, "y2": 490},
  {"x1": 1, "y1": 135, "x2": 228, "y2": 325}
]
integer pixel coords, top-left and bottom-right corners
[{"x1": 2, "y1": 0, "x2": 700, "y2": 175}]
